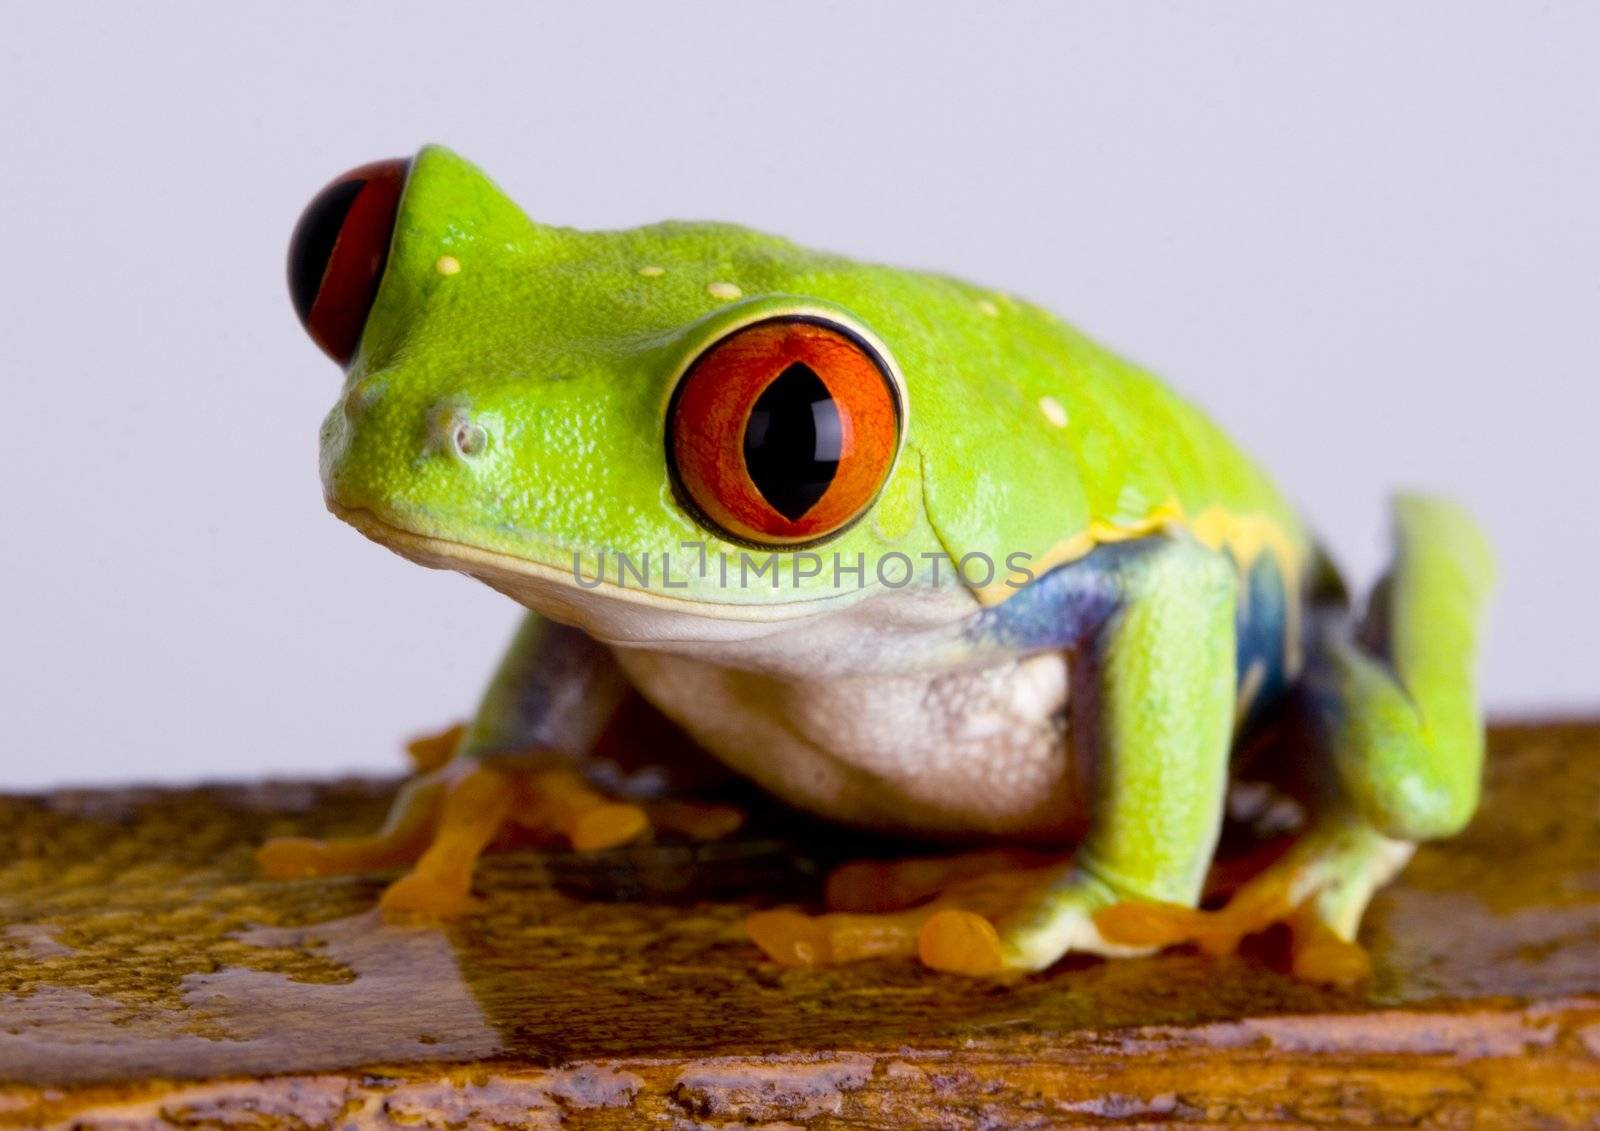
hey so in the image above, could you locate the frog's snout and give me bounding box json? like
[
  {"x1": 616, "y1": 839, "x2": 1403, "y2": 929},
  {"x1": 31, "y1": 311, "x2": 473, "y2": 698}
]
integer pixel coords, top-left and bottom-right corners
[
  {"x1": 321, "y1": 391, "x2": 498, "y2": 527},
  {"x1": 334, "y1": 388, "x2": 491, "y2": 464}
]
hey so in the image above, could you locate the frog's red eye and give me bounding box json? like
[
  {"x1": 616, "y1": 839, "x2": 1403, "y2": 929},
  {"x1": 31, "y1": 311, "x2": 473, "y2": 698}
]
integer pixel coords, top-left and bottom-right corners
[
  {"x1": 668, "y1": 317, "x2": 902, "y2": 547},
  {"x1": 287, "y1": 158, "x2": 409, "y2": 366}
]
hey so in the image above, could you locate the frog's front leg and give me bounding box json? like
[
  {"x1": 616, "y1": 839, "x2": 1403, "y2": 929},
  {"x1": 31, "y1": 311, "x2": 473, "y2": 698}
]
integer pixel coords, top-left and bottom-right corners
[
  {"x1": 749, "y1": 537, "x2": 1238, "y2": 975},
  {"x1": 926, "y1": 537, "x2": 1238, "y2": 974},
  {"x1": 258, "y1": 613, "x2": 740, "y2": 916}
]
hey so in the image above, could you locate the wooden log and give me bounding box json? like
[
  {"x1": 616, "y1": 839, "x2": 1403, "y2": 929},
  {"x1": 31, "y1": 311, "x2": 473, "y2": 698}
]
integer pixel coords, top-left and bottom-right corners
[{"x1": 1, "y1": 721, "x2": 1598, "y2": 1128}]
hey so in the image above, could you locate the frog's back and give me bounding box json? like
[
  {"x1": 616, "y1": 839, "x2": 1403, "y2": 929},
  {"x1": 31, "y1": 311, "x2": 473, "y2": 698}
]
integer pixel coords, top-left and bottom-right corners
[
  {"x1": 1014, "y1": 300, "x2": 1311, "y2": 572},
  {"x1": 885, "y1": 278, "x2": 1316, "y2": 715},
  {"x1": 863, "y1": 264, "x2": 1313, "y2": 605}
]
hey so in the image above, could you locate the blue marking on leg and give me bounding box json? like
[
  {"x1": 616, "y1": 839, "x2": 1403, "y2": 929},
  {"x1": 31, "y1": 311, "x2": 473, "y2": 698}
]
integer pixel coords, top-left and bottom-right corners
[
  {"x1": 1234, "y1": 552, "x2": 1291, "y2": 727},
  {"x1": 962, "y1": 542, "x2": 1136, "y2": 653}
]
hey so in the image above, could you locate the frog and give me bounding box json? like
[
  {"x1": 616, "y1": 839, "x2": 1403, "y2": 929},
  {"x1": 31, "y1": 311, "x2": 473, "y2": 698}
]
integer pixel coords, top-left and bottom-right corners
[{"x1": 259, "y1": 145, "x2": 1494, "y2": 982}]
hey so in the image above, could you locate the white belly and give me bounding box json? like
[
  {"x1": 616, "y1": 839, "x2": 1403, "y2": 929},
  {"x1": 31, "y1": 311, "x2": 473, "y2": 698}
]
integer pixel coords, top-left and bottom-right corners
[{"x1": 612, "y1": 648, "x2": 1085, "y2": 842}]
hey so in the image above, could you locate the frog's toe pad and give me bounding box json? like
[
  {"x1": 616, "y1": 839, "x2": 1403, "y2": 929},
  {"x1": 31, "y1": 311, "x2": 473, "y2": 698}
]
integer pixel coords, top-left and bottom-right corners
[
  {"x1": 405, "y1": 722, "x2": 467, "y2": 774},
  {"x1": 379, "y1": 870, "x2": 482, "y2": 918},
  {"x1": 917, "y1": 909, "x2": 1005, "y2": 976},
  {"x1": 1287, "y1": 907, "x2": 1372, "y2": 985}
]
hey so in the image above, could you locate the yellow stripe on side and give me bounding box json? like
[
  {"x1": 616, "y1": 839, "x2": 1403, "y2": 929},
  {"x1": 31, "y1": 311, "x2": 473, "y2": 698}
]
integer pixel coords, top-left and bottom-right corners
[{"x1": 974, "y1": 499, "x2": 1309, "y2": 671}]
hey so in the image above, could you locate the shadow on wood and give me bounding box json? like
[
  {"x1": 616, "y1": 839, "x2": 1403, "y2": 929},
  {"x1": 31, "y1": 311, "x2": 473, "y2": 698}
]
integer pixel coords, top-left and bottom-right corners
[{"x1": 1, "y1": 722, "x2": 1598, "y2": 1127}]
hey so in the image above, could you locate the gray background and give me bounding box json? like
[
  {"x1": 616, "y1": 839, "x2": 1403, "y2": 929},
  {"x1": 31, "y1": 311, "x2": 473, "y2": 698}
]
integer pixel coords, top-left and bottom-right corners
[{"x1": 2, "y1": 3, "x2": 1595, "y2": 788}]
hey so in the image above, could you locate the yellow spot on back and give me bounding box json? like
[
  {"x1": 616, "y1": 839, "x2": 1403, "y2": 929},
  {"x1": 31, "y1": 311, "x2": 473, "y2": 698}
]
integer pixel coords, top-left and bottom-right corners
[
  {"x1": 977, "y1": 299, "x2": 1000, "y2": 317},
  {"x1": 707, "y1": 281, "x2": 742, "y2": 300},
  {"x1": 1039, "y1": 396, "x2": 1068, "y2": 428},
  {"x1": 638, "y1": 265, "x2": 666, "y2": 278},
  {"x1": 435, "y1": 255, "x2": 461, "y2": 277}
]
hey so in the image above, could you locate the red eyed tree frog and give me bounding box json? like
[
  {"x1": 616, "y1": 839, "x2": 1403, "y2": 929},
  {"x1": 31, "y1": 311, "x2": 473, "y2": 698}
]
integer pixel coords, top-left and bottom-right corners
[{"x1": 260, "y1": 147, "x2": 1494, "y2": 982}]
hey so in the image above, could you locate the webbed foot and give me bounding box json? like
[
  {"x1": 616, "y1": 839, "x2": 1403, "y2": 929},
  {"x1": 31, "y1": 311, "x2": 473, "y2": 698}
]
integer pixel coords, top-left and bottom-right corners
[
  {"x1": 746, "y1": 849, "x2": 1140, "y2": 977},
  {"x1": 258, "y1": 722, "x2": 743, "y2": 918},
  {"x1": 1094, "y1": 819, "x2": 1413, "y2": 984}
]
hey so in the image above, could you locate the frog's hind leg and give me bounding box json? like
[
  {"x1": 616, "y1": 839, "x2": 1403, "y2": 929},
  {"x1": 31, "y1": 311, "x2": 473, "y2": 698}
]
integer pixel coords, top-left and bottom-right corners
[
  {"x1": 1098, "y1": 495, "x2": 1494, "y2": 982},
  {"x1": 1313, "y1": 495, "x2": 1494, "y2": 845}
]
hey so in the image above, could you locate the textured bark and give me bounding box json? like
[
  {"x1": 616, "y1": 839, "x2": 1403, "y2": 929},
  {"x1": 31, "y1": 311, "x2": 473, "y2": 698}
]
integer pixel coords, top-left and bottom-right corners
[{"x1": 1, "y1": 721, "x2": 1597, "y2": 1128}]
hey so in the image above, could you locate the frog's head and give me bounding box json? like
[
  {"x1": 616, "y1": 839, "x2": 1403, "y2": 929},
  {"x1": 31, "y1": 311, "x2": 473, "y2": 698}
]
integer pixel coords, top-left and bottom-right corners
[{"x1": 287, "y1": 147, "x2": 1055, "y2": 644}]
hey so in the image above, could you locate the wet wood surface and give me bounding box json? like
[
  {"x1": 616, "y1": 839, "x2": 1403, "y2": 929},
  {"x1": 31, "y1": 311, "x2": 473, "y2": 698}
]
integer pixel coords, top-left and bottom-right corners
[{"x1": 1, "y1": 721, "x2": 1598, "y2": 1128}]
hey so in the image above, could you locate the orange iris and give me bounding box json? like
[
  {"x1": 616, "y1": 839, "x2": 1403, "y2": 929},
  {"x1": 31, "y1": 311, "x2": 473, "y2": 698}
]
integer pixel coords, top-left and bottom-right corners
[{"x1": 668, "y1": 317, "x2": 901, "y2": 546}]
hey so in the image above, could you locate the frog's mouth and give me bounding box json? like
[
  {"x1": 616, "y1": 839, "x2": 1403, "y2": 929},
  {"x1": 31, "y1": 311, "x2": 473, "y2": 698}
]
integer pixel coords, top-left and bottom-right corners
[{"x1": 329, "y1": 502, "x2": 861, "y2": 645}]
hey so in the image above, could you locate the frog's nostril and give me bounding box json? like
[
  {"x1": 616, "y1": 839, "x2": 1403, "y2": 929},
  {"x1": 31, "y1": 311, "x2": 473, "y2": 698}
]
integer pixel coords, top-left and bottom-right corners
[
  {"x1": 427, "y1": 399, "x2": 491, "y2": 463},
  {"x1": 452, "y1": 419, "x2": 489, "y2": 459}
]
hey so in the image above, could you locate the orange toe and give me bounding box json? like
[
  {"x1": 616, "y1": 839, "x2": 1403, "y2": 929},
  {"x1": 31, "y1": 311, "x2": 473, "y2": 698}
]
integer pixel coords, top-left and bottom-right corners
[
  {"x1": 256, "y1": 837, "x2": 327, "y2": 880},
  {"x1": 405, "y1": 722, "x2": 466, "y2": 774},
  {"x1": 378, "y1": 870, "x2": 480, "y2": 919},
  {"x1": 256, "y1": 834, "x2": 423, "y2": 879},
  {"x1": 918, "y1": 909, "x2": 1006, "y2": 976},
  {"x1": 565, "y1": 802, "x2": 650, "y2": 852},
  {"x1": 1289, "y1": 910, "x2": 1372, "y2": 985},
  {"x1": 746, "y1": 910, "x2": 833, "y2": 966},
  {"x1": 1093, "y1": 899, "x2": 1210, "y2": 948}
]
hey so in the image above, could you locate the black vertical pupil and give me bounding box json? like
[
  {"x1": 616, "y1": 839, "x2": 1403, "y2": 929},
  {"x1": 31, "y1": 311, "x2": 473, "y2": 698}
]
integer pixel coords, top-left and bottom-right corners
[{"x1": 743, "y1": 363, "x2": 841, "y2": 521}]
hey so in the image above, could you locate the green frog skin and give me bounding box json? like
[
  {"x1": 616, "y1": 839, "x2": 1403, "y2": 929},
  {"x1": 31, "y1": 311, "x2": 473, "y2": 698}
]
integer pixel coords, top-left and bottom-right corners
[{"x1": 260, "y1": 146, "x2": 1494, "y2": 981}]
